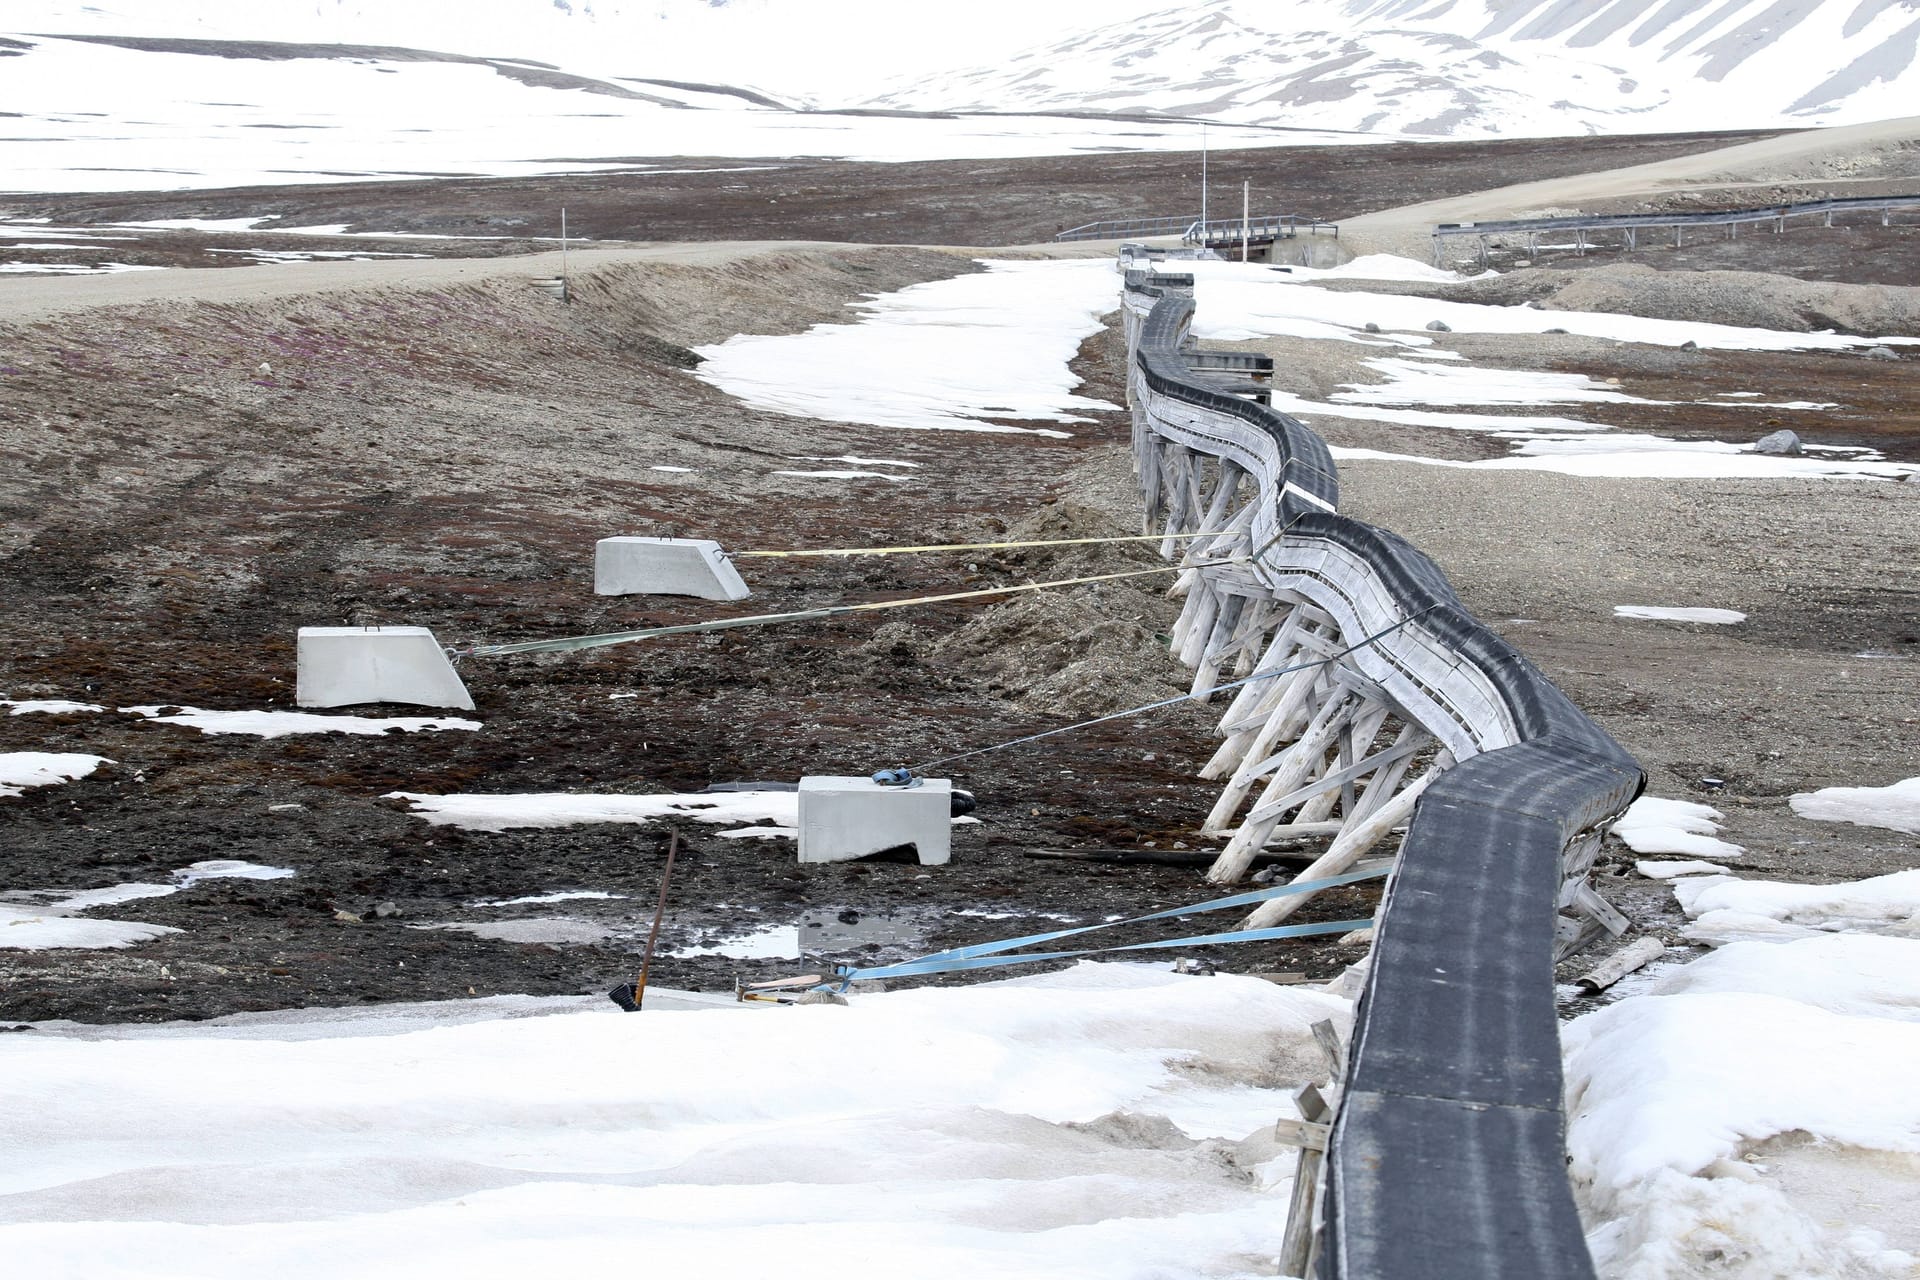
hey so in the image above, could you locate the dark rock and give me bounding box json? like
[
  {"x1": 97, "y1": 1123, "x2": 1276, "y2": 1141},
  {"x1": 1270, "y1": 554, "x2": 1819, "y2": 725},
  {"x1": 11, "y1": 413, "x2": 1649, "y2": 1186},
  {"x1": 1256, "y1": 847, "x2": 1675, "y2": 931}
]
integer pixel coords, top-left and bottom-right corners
[
  {"x1": 1425, "y1": 320, "x2": 1451, "y2": 332},
  {"x1": 1865, "y1": 346, "x2": 1900, "y2": 361}
]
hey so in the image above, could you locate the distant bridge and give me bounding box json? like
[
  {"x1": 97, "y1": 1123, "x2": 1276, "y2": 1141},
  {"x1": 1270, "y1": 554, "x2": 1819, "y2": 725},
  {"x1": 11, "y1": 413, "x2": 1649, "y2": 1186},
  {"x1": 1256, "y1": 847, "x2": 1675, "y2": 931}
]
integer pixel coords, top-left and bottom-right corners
[
  {"x1": 1432, "y1": 193, "x2": 1920, "y2": 266},
  {"x1": 1055, "y1": 213, "x2": 1338, "y2": 250}
]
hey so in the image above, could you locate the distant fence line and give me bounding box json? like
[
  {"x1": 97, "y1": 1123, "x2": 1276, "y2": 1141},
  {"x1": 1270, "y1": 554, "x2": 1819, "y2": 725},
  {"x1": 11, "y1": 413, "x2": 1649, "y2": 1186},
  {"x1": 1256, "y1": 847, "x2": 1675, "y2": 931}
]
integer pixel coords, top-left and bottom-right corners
[
  {"x1": 1117, "y1": 246, "x2": 1643, "y2": 1277},
  {"x1": 1432, "y1": 193, "x2": 1920, "y2": 266}
]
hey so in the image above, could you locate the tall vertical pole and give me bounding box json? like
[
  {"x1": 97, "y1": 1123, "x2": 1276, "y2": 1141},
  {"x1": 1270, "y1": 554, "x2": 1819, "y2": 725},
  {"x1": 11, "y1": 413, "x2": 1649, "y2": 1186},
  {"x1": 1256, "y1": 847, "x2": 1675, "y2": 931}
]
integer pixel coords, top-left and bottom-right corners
[
  {"x1": 560, "y1": 206, "x2": 569, "y2": 304},
  {"x1": 1242, "y1": 178, "x2": 1250, "y2": 263},
  {"x1": 1200, "y1": 123, "x2": 1209, "y2": 241}
]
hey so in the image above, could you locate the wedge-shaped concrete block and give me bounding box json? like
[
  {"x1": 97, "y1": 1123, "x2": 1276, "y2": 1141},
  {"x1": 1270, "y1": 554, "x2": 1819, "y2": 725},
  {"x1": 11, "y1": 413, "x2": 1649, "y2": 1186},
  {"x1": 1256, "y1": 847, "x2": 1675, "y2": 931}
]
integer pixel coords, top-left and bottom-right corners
[
  {"x1": 798, "y1": 776, "x2": 953, "y2": 865},
  {"x1": 595, "y1": 537, "x2": 749, "y2": 601},
  {"x1": 297, "y1": 626, "x2": 475, "y2": 711}
]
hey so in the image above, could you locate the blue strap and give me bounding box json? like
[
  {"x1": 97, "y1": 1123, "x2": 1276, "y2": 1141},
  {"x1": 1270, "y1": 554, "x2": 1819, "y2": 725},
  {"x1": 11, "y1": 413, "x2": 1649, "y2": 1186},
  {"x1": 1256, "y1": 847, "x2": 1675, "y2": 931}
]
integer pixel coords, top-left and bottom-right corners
[
  {"x1": 900, "y1": 865, "x2": 1388, "y2": 968},
  {"x1": 834, "y1": 916, "x2": 1374, "y2": 985}
]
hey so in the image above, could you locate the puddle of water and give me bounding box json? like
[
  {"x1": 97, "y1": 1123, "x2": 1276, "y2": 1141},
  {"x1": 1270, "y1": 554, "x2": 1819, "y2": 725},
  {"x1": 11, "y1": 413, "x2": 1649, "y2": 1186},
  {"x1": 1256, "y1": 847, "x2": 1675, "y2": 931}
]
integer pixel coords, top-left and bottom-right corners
[
  {"x1": 668, "y1": 923, "x2": 801, "y2": 960},
  {"x1": 666, "y1": 907, "x2": 1085, "y2": 967},
  {"x1": 799, "y1": 910, "x2": 926, "y2": 956},
  {"x1": 417, "y1": 918, "x2": 613, "y2": 945}
]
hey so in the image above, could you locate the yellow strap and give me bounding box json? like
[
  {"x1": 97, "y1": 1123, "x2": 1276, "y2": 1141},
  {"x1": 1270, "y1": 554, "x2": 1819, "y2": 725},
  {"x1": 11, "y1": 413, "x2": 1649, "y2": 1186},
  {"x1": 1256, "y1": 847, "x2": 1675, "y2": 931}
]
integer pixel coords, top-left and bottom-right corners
[{"x1": 464, "y1": 560, "x2": 1244, "y2": 658}]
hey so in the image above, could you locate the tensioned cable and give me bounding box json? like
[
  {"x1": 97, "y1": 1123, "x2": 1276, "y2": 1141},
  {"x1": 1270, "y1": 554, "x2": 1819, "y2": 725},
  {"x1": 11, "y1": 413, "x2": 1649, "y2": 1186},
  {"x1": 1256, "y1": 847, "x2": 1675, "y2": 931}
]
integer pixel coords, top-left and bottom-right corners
[
  {"x1": 901, "y1": 605, "x2": 1438, "y2": 775},
  {"x1": 454, "y1": 560, "x2": 1245, "y2": 659},
  {"x1": 736, "y1": 532, "x2": 1213, "y2": 558}
]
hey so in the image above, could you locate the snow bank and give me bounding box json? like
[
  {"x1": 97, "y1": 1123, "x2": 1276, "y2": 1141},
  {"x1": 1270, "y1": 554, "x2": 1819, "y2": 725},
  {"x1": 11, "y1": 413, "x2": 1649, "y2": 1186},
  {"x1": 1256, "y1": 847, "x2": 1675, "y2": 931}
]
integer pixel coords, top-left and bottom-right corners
[
  {"x1": 1186, "y1": 258, "x2": 1919, "y2": 353},
  {"x1": 1610, "y1": 796, "x2": 1744, "y2": 860},
  {"x1": 1675, "y1": 869, "x2": 1920, "y2": 944},
  {"x1": 1565, "y1": 932, "x2": 1920, "y2": 1277},
  {"x1": 0, "y1": 752, "x2": 112, "y2": 798},
  {"x1": 0, "y1": 965, "x2": 1344, "y2": 1278},
  {"x1": 694, "y1": 259, "x2": 1119, "y2": 436},
  {"x1": 1791, "y1": 776, "x2": 1920, "y2": 835}
]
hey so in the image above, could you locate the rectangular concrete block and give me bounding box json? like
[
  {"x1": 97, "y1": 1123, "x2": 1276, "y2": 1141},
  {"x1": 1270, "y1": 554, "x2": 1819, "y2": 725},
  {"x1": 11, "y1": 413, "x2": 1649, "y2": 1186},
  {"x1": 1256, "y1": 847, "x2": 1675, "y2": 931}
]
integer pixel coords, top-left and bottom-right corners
[
  {"x1": 595, "y1": 537, "x2": 750, "y2": 601},
  {"x1": 297, "y1": 626, "x2": 475, "y2": 711},
  {"x1": 798, "y1": 776, "x2": 953, "y2": 865}
]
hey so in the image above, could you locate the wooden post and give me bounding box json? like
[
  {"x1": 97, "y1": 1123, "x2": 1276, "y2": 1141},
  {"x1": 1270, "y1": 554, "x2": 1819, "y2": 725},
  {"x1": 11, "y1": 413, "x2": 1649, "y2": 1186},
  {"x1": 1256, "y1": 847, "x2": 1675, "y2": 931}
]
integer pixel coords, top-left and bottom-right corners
[
  {"x1": 560, "y1": 206, "x2": 570, "y2": 304},
  {"x1": 1279, "y1": 1082, "x2": 1332, "y2": 1278}
]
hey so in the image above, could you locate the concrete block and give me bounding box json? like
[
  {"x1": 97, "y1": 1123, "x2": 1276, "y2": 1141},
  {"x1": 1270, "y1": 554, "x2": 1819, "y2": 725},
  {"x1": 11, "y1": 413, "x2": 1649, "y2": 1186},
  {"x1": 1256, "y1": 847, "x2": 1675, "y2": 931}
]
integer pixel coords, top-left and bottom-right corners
[
  {"x1": 798, "y1": 776, "x2": 953, "y2": 865},
  {"x1": 297, "y1": 626, "x2": 475, "y2": 711},
  {"x1": 595, "y1": 537, "x2": 749, "y2": 601}
]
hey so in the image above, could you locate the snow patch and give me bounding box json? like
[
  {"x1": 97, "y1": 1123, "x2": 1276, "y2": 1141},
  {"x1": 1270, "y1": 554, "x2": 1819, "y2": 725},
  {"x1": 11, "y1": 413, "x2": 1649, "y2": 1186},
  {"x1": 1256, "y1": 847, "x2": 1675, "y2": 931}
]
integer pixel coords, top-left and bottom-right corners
[
  {"x1": 1610, "y1": 797, "x2": 1745, "y2": 860},
  {"x1": 0, "y1": 699, "x2": 108, "y2": 716},
  {"x1": 1614, "y1": 606, "x2": 1747, "y2": 625},
  {"x1": 694, "y1": 259, "x2": 1120, "y2": 437},
  {"x1": 1635, "y1": 859, "x2": 1734, "y2": 880},
  {"x1": 0, "y1": 964, "x2": 1345, "y2": 1275},
  {"x1": 127, "y1": 706, "x2": 480, "y2": 738},
  {"x1": 0, "y1": 752, "x2": 112, "y2": 799},
  {"x1": 1790, "y1": 777, "x2": 1920, "y2": 835}
]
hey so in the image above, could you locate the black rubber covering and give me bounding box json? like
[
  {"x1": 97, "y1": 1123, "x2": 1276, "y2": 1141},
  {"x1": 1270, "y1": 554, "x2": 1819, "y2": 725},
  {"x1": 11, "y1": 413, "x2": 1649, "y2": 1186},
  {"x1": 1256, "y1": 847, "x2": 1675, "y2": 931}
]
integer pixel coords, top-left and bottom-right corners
[{"x1": 1124, "y1": 272, "x2": 1643, "y2": 1279}]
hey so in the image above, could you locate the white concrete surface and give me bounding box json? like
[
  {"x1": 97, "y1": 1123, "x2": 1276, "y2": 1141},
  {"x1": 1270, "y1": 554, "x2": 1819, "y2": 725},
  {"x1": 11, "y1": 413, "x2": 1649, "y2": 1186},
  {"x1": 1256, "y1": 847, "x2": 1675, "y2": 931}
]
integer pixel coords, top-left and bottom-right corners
[
  {"x1": 296, "y1": 626, "x2": 476, "y2": 711},
  {"x1": 797, "y1": 775, "x2": 953, "y2": 865},
  {"x1": 594, "y1": 536, "x2": 751, "y2": 601}
]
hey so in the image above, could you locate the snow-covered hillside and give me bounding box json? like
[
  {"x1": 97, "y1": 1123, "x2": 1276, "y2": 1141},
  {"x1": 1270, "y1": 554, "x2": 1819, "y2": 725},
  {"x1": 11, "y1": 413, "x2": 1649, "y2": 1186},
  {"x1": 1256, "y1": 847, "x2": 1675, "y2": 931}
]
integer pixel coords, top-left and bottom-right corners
[
  {"x1": 4, "y1": 0, "x2": 1918, "y2": 193},
  {"x1": 0, "y1": 1, "x2": 1297, "y2": 193},
  {"x1": 864, "y1": 0, "x2": 1920, "y2": 137}
]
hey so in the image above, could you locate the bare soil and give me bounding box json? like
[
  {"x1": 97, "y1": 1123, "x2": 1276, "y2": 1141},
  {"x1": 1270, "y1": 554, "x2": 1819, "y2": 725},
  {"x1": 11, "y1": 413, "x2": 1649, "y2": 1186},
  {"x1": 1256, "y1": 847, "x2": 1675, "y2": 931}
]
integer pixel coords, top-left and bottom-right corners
[
  {"x1": 4, "y1": 131, "x2": 1914, "y2": 1027},
  {"x1": 4, "y1": 128, "x2": 1780, "y2": 264},
  {"x1": 0, "y1": 243, "x2": 1387, "y2": 1023}
]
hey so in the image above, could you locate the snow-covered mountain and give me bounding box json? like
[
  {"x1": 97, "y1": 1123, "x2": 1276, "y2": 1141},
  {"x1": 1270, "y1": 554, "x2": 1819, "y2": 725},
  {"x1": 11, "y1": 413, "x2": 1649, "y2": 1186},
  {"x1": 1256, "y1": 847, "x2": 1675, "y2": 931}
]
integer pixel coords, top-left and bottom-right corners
[
  {"x1": 3, "y1": 0, "x2": 1917, "y2": 193},
  {"x1": 861, "y1": 0, "x2": 1920, "y2": 137},
  {"x1": 4, "y1": 0, "x2": 1170, "y2": 104}
]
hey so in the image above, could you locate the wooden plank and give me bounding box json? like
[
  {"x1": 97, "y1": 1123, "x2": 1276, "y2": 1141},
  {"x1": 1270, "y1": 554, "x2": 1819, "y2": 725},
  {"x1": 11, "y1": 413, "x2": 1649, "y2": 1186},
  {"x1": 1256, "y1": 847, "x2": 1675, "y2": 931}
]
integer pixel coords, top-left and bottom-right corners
[{"x1": 1280, "y1": 1083, "x2": 1333, "y2": 1278}]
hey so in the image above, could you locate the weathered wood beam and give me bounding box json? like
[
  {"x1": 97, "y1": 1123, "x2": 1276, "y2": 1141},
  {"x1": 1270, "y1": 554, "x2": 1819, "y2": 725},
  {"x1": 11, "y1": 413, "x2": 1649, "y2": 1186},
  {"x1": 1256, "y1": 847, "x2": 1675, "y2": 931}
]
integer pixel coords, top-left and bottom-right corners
[
  {"x1": 1240, "y1": 753, "x2": 1454, "y2": 927},
  {"x1": 1207, "y1": 688, "x2": 1363, "y2": 879}
]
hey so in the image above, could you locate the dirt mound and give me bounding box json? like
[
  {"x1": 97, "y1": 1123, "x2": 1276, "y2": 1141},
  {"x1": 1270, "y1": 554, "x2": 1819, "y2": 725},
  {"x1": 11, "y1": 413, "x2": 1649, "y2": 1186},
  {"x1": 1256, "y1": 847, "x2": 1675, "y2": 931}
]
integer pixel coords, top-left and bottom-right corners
[{"x1": 1351, "y1": 263, "x2": 1920, "y2": 337}]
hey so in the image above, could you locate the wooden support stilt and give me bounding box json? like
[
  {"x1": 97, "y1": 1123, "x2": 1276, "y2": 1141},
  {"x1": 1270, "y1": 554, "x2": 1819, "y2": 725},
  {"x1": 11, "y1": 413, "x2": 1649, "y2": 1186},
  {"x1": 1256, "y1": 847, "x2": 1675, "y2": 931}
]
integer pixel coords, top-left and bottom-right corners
[
  {"x1": 1242, "y1": 718, "x2": 1411, "y2": 827},
  {"x1": 1241, "y1": 753, "x2": 1453, "y2": 927},
  {"x1": 1177, "y1": 584, "x2": 1224, "y2": 667},
  {"x1": 1208, "y1": 610, "x2": 1308, "y2": 733},
  {"x1": 1191, "y1": 593, "x2": 1247, "y2": 694},
  {"x1": 1207, "y1": 688, "x2": 1362, "y2": 879},
  {"x1": 1201, "y1": 659, "x2": 1334, "y2": 819}
]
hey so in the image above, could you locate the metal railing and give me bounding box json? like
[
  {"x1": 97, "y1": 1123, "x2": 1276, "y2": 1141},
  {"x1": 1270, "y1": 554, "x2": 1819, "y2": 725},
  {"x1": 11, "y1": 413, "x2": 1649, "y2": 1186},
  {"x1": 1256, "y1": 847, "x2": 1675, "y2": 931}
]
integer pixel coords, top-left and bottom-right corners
[
  {"x1": 1187, "y1": 215, "x2": 1338, "y2": 247},
  {"x1": 1055, "y1": 214, "x2": 1204, "y2": 242},
  {"x1": 1055, "y1": 212, "x2": 1337, "y2": 244},
  {"x1": 1433, "y1": 193, "x2": 1920, "y2": 265},
  {"x1": 1117, "y1": 250, "x2": 1642, "y2": 1277}
]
